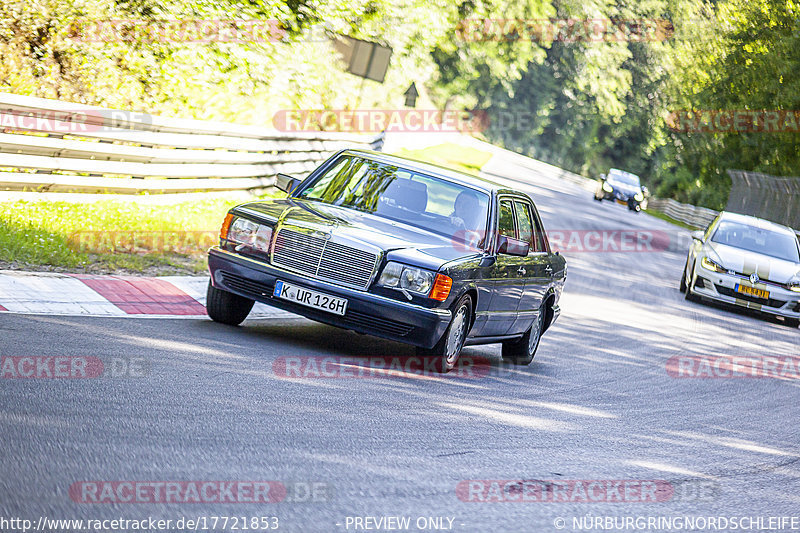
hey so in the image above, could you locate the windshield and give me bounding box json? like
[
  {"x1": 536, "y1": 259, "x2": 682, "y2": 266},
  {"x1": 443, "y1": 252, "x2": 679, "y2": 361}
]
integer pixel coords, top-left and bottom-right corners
[
  {"x1": 608, "y1": 170, "x2": 641, "y2": 187},
  {"x1": 297, "y1": 156, "x2": 490, "y2": 247},
  {"x1": 710, "y1": 220, "x2": 800, "y2": 262}
]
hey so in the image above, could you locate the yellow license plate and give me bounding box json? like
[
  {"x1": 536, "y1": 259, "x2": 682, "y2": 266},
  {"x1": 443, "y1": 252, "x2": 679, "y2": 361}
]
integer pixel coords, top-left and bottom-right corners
[{"x1": 736, "y1": 284, "x2": 769, "y2": 299}]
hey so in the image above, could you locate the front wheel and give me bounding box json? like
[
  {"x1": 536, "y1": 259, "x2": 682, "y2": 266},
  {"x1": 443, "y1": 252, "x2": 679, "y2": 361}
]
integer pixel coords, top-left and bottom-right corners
[
  {"x1": 679, "y1": 257, "x2": 689, "y2": 292},
  {"x1": 502, "y1": 303, "x2": 546, "y2": 365},
  {"x1": 206, "y1": 280, "x2": 255, "y2": 325},
  {"x1": 684, "y1": 264, "x2": 699, "y2": 302},
  {"x1": 417, "y1": 295, "x2": 472, "y2": 373}
]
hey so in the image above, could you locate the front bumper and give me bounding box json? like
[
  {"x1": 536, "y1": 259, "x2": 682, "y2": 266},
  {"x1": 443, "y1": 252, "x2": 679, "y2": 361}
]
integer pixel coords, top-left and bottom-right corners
[
  {"x1": 691, "y1": 267, "x2": 800, "y2": 320},
  {"x1": 208, "y1": 247, "x2": 452, "y2": 349}
]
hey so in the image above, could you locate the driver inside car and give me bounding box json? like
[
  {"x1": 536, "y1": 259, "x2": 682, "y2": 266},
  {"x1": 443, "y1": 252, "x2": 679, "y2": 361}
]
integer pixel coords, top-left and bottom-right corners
[{"x1": 450, "y1": 190, "x2": 484, "y2": 248}]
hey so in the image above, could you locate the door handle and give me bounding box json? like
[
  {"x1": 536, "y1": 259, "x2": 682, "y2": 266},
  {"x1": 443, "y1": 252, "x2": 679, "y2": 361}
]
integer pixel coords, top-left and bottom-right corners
[
  {"x1": 517, "y1": 267, "x2": 526, "y2": 275},
  {"x1": 545, "y1": 265, "x2": 553, "y2": 274}
]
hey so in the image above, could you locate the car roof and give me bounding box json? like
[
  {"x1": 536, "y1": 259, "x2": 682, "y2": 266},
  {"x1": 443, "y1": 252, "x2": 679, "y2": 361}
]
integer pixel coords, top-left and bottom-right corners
[
  {"x1": 717, "y1": 211, "x2": 798, "y2": 236},
  {"x1": 341, "y1": 149, "x2": 508, "y2": 194}
]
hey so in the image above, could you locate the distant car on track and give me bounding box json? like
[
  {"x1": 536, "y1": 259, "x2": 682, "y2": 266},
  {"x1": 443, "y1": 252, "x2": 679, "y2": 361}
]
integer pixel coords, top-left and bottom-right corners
[
  {"x1": 681, "y1": 211, "x2": 800, "y2": 328},
  {"x1": 206, "y1": 150, "x2": 567, "y2": 371},
  {"x1": 594, "y1": 168, "x2": 648, "y2": 212}
]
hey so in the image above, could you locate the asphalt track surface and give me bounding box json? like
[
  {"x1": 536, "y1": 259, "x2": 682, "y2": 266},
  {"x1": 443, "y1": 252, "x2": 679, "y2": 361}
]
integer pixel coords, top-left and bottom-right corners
[{"x1": 1, "y1": 153, "x2": 798, "y2": 533}]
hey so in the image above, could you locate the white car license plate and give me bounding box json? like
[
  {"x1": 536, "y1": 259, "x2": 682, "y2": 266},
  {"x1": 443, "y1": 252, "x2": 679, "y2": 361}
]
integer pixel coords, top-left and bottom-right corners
[{"x1": 273, "y1": 280, "x2": 347, "y2": 316}]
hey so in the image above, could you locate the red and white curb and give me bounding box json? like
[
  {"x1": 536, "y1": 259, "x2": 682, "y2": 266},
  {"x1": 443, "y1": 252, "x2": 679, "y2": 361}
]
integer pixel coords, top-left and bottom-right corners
[{"x1": 0, "y1": 270, "x2": 288, "y2": 319}]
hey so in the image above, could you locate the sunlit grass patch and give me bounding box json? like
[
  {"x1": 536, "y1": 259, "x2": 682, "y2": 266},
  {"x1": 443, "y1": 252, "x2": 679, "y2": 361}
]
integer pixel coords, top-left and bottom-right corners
[
  {"x1": 392, "y1": 143, "x2": 493, "y2": 176},
  {"x1": 0, "y1": 193, "x2": 277, "y2": 274}
]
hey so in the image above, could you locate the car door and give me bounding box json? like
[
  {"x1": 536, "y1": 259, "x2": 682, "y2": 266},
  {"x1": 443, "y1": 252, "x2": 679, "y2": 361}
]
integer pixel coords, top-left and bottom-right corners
[
  {"x1": 509, "y1": 199, "x2": 552, "y2": 334},
  {"x1": 482, "y1": 198, "x2": 526, "y2": 336}
]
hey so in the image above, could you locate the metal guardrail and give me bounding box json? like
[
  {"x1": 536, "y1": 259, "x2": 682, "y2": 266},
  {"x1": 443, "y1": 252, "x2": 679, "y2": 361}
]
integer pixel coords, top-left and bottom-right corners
[
  {"x1": 647, "y1": 198, "x2": 719, "y2": 229},
  {"x1": 0, "y1": 93, "x2": 384, "y2": 194}
]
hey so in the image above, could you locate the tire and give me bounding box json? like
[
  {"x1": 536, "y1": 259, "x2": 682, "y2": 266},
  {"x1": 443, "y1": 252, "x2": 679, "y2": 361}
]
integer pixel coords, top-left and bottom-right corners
[
  {"x1": 684, "y1": 264, "x2": 699, "y2": 302},
  {"x1": 783, "y1": 317, "x2": 800, "y2": 329},
  {"x1": 594, "y1": 194, "x2": 602, "y2": 202},
  {"x1": 502, "y1": 302, "x2": 546, "y2": 366},
  {"x1": 206, "y1": 280, "x2": 255, "y2": 325},
  {"x1": 679, "y1": 258, "x2": 688, "y2": 292},
  {"x1": 416, "y1": 294, "x2": 472, "y2": 373}
]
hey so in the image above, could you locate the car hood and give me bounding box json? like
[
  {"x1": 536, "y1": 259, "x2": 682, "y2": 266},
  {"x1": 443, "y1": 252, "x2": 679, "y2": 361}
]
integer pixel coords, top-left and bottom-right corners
[
  {"x1": 234, "y1": 199, "x2": 479, "y2": 271},
  {"x1": 706, "y1": 242, "x2": 800, "y2": 283}
]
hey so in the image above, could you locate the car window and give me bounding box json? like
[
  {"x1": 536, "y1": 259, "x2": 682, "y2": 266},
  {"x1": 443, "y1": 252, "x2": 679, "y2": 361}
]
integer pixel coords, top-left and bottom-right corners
[
  {"x1": 710, "y1": 220, "x2": 800, "y2": 262},
  {"x1": 498, "y1": 200, "x2": 516, "y2": 238},
  {"x1": 296, "y1": 155, "x2": 490, "y2": 247},
  {"x1": 530, "y1": 209, "x2": 548, "y2": 253},
  {"x1": 513, "y1": 201, "x2": 533, "y2": 245}
]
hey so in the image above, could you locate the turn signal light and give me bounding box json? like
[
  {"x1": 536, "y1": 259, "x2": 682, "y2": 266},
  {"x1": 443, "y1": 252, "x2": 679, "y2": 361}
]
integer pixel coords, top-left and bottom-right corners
[
  {"x1": 429, "y1": 274, "x2": 453, "y2": 301},
  {"x1": 219, "y1": 213, "x2": 234, "y2": 240}
]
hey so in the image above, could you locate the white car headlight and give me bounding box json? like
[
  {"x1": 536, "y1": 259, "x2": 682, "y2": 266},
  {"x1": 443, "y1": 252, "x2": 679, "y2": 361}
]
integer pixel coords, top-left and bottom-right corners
[
  {"x1": 701, "y1": 256, "x2": 726, "y2": 273},
  {"x1": 378, "y1": 262, "x2": 434, "y2": 295},
  {"x1": 634, "y1": 191, "x2": 644, "y2": 202},
  {"x1": 225, "y1": 217, "x2": 272, "y2": 254},
  {"x1": 602, "y1": 181, "x2": 613, "y2": 193}
]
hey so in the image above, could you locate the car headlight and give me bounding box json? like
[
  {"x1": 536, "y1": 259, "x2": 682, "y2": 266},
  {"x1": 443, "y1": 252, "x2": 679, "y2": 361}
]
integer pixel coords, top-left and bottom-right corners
[
  {"x1": 634, "y1": 191, "x2": 644, "y2": 202},
  {"x1": 701, "y1": 256, "x2": 726, "y2": 273},
  {"x1": 602, "y1": 181, "x2": 613, "y2": 193},
  {"x1": 221, "y1": 215, "x2": 272, "y2": 254},
  {"x1": 377, "y1": 262, "x2": 452, "y2": 301}
]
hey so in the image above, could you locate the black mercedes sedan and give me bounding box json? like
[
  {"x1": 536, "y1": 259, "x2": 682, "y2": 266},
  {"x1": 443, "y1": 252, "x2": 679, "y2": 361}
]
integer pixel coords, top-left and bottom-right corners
[{"x1": 206, "y1": 150, "x2": 566, "y2": 372}]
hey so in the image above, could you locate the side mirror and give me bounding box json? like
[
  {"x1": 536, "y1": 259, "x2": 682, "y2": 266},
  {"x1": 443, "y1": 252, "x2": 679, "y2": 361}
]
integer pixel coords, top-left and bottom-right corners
[
  {"x1": 691, "y1": 230, "x2": 705, "y2": 243},
  {"x1": 642, "y1": 186, "x2": 650, "y2": 198},
  {"x1": 497, "y1": 235, "x2": 530, "y2": 257},
  {"x1": 276, "y1": 173, "x2": 299, "y2": 194},
  {"x1": 599, "y1": 173, "x2": 606, "y2": 181}
]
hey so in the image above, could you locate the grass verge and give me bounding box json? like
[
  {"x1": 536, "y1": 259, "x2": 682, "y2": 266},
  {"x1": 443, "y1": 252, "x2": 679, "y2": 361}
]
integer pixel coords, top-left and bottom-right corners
[
  {"x1": 392, "y1": 142, "x2": 493, "y2": 176},
  {"x1": 0, "y1": 193, "x2": 275, "y2": 275},
  {"x1": 643, "y1": 206, "x2": 700, "y2": 231}
]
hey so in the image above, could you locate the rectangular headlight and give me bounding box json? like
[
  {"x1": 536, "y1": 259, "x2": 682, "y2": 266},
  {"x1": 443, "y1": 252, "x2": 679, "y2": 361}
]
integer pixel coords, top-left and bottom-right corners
[
  {"x1": 223, "y1": 216, "x2": 272, "y2": 254},
  {"x1": 377, "y1": 262, "x2": 435, "y2": 296}
]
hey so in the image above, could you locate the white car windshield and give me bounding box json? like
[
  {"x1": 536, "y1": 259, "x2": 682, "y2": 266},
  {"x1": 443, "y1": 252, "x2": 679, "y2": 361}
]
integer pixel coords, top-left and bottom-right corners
[
  {"x1": 710, "y1": 220, "x2": 800, "y2": 262},
  {"x1": 608, "y1": 170, "x2": 641, "y2": 187}
]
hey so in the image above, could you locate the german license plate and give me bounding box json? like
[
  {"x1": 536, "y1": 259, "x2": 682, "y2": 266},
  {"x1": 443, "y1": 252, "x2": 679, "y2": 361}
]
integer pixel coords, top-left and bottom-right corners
[
  {"x1": 273, "y1": 280, "x2": 347, "y2": 315},
  {"x1": 736, "y1": 283, "x2": 769, "y2": 300}
]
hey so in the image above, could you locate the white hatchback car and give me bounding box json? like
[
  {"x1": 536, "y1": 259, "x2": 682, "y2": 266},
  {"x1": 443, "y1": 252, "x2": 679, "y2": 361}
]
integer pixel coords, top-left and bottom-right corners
[{"x1": 682, "y1": 212, "x2": 800, "y2": 328}]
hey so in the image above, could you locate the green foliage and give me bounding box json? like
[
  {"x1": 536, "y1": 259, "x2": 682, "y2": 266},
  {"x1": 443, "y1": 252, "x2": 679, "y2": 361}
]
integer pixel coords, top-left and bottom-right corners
[{"x1": 1, "y1": 0, "x2": 797, "y2": 213}]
